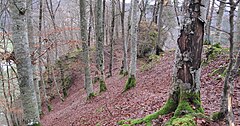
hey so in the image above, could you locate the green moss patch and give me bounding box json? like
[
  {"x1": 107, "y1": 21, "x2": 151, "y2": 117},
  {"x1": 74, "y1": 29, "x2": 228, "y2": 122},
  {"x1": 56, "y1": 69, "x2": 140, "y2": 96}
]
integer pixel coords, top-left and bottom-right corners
[
  {"x1": 124, "y1": 75, "x2": 136, "y2": 92},
  {"x1": 118, "y1": 98, "x2": 177, "y2": 125},
  {"x1": 99, "y1": 79, "x2": 107, "y2": 93},
  {"x1": 211, "y1": 111, "x2": 225, "y2": 121}
]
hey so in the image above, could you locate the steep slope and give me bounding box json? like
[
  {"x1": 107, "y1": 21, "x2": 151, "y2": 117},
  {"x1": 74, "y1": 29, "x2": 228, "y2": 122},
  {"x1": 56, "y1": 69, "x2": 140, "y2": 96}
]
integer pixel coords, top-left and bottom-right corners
[{"x1": 41, "y1": 46, "x2": 240, "y2": 126}]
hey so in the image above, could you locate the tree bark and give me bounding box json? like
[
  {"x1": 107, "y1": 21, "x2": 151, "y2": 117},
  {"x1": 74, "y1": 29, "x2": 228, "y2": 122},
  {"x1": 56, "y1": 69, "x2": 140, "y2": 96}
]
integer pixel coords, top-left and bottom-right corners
[
  {"x1": 109, "y1": 0, "x2": 115, "y2": 77},
  {"x1": 9, "y1": 0, "x2": 40, "y2": 125},
  {"x1": 214, "y1": 0, "x2": 226, "y2": 43},
  {"x1": 80, "y1": 0, "x2": 94, "y2": 98},
  {"x1": 234, "y1": 3, "x2": 240, "y2": 52},
  {"x1": 95, "y1": 0, "x2": 107, "y2": 92},
  {"x1": 156, "y1": 0, "x2": 164, "y2": 55},
  {"x1": 120, "y1": 0, "x2": 128, "y2": 75},
  {"x1": 27, "y1": 0, "x2": 42, "y2": 115},
  {"x1": 205, "y1": 0, "x2": 215, "y2": 44},
  {"x1": 124, "y1": 0, "x2": 138, "y2": 91}
]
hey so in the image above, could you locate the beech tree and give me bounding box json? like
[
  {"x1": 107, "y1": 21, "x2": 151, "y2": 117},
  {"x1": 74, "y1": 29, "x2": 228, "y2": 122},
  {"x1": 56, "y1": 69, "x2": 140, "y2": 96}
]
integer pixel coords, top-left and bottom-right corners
[
  {"x1": 124, "y1": 0, "x2": 138, "y2": 91},
  {"x1": 120, "y1": 0, "x2": 128, "y2": 75},
  {"x1": 27, "y1": 0, "x2": 42, "y2": 115},
  {"x1": 95, "y1": 0, "x2": 107, "y2": 92},
  {"x1": 9, "y1": 0, "x2": 40, "y2": 125},
  {"x1": 80, "y1": 0, "x2": 94, "y2": 98},
  {"x1": 119, "y1": 0, "x2": 207, "y2": 125},
  {"x1": 214, "y1": 0, "x2": 226, "y2": 43}
]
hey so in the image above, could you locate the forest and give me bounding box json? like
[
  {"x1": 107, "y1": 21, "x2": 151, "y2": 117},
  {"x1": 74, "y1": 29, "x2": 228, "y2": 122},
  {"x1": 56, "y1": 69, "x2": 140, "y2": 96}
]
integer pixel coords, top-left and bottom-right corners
[{"x1": 0, "y1": 0, "x2": 240, "y2": 126}]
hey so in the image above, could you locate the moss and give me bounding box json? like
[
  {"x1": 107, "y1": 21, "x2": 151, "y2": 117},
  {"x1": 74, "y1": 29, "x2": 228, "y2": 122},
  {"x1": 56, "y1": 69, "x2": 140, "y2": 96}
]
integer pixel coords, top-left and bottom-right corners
[
  {"x1": 118, "y1": 98, "x2": 177, "y2": 125},
  {"x1": 120, "y1": 70, "x2": 128, "y2": 76},
  {"x1": 211, "y1": 111, "x2": 225, "y2": 121},
  {"x1": 47, "y1": 104, "x2": 52, "y2": 112},
  {"x1": 87, "y1": 93, "x2": 95, "y2": 100},
  {"x1": 124, "y1": 75, "x2": 136, "y2": 92},
  {"x1": 174, "y1": 101, "x2": 194, "y2": 117},
  {"x1": 170, "y1": 115, "x2": 196, "y2": 126},
  {"x1": 99, "y1": 79, "x2": 107, "y2": 92}
]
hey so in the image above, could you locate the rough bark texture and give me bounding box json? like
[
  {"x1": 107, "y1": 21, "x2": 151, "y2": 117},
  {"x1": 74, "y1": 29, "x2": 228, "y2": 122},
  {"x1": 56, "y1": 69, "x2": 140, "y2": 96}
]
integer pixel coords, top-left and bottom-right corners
[
  {"x1": 9, "y1": 0, "x2": 40, "y2": 125},
  {"x1": 80, "y1": 0, "x2": 94, "y2": 98},
  {"x1": 125, "y1": 0, "x2": 138, "y2": 91},
  {"x1": 95, "y1": 0, "x2": 107, "y2": 92},
  {"x1": 214, "y1": 0, "x2": 226, "y2": 43}
]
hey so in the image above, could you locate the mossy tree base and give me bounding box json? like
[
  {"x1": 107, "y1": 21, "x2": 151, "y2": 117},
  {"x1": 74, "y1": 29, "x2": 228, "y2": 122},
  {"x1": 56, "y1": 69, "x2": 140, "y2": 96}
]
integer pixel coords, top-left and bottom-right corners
[
  {"x1": 99, "y1": 79, "x2": 107, "y2": 93},
  {"x1": 120, "y1": 70, "x2": 128, "y2": 76},
  {"x1": 118, "y1": 98, "x2": 177, "y2": 126},
  {"x1": 118, "y1": 91, "x2": 206, "y2": 126},
  {"x1": 124, "y1": 75, "x2": 136, "y2": 92},
  {"x1": 87, "y1": 93, "x2": 96, "y2": 100}
]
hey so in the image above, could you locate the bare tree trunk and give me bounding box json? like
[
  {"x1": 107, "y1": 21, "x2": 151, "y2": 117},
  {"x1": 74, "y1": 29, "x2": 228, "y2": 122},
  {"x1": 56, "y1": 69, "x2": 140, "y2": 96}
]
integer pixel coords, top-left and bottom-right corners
[
  {"x1": 80, "y1": 0, "x2": 94, "y2": 98},
  {"x1": 218, "y1": 1, "x2": 239, "y2": 125},
  {"x1": 109, "y1": 0, "x2": 115, "y2": 77},
  {"x1": 88, "y1": 0, "x2": 93, "y2": 47},
  {"x1": 120, "y1": 0, "x2": 128, "y2": 75},
  {"x1": 95, "y1": 0, "x2": 107, "y2": 92},
  {"x1": 214, "y1": 0, "x2": 226, "y2": 43},
  {"x1": 124, "y1": 0, "x2": 138, "y2": 91},
  {"x1": 9, "y1": 0, "x2": 40, "y2": 124},
  {"x1": 156, "y1": 0, "x2": 164, "y2": 55},
  {"x1": 138, "y1": 0, "x2": 148, "y2": 25},
  {"x1": 0, "y1": 65, "x2": 11, "y2": 126},
  {"x1": 38, "y1": 0, "x2": 51, "y2": 112},
  {"x1": 234, "y1": 3, "x2": 240, "y2": 53},
  {"x1": 205, "y1": 0, "x2": 215, "y2": 44},
  {"x1": 27, "y1": 0, "x2": 42, "y2": 115}
]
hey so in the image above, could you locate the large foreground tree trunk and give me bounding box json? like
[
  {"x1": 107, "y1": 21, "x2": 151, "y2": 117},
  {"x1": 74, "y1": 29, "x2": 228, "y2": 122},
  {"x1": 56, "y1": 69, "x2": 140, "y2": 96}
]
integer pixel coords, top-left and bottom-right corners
[
  {"x1": 9, "y1": 0, "x2": 40, "y2": 125},
  {"x1": 119, "y1": 0, "x2": 206, "y2": 125}
]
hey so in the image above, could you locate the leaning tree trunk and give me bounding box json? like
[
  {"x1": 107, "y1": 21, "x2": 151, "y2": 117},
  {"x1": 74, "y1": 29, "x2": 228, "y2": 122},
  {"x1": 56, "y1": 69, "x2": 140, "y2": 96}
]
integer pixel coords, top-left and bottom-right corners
[
  {"x1": 95, "y1": 0, "x2": 107, "y2": 92},
  {"x1": 214, "y1": 0, "x2": 226, "y2": 43},
  {"x1": 124, "y1": 0, "x2": 138, "y2": 91},
  {"x1": 80, "y1": 0, "x2": 94, "y2": 98},
  {"x1": 9, "y1": 0, "x2": 40, "y2": 125}
]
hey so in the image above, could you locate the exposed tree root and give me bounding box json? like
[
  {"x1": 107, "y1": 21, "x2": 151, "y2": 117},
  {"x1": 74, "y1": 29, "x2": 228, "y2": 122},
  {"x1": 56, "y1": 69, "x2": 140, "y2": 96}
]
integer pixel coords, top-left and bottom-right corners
[
  {"x1": 118, "y1": 98, "x2": 177, "y2": 126},
  {"x1": 118, "y1": 91, "x2": 211, "y2": 126}
]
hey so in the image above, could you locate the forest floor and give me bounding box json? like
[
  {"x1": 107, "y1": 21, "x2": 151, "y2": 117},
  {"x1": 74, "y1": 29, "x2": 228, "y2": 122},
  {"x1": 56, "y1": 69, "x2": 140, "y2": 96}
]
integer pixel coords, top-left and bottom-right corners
[{"x1": 41, "y1": 43, "x2": 240, "y2": 126}]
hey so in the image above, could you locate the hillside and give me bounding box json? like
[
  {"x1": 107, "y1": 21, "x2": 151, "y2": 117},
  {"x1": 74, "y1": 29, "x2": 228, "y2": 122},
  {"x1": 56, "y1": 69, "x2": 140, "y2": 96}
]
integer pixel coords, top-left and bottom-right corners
[{"x1": 40, "y1": 44, "x2": 240, "y2": 126}]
